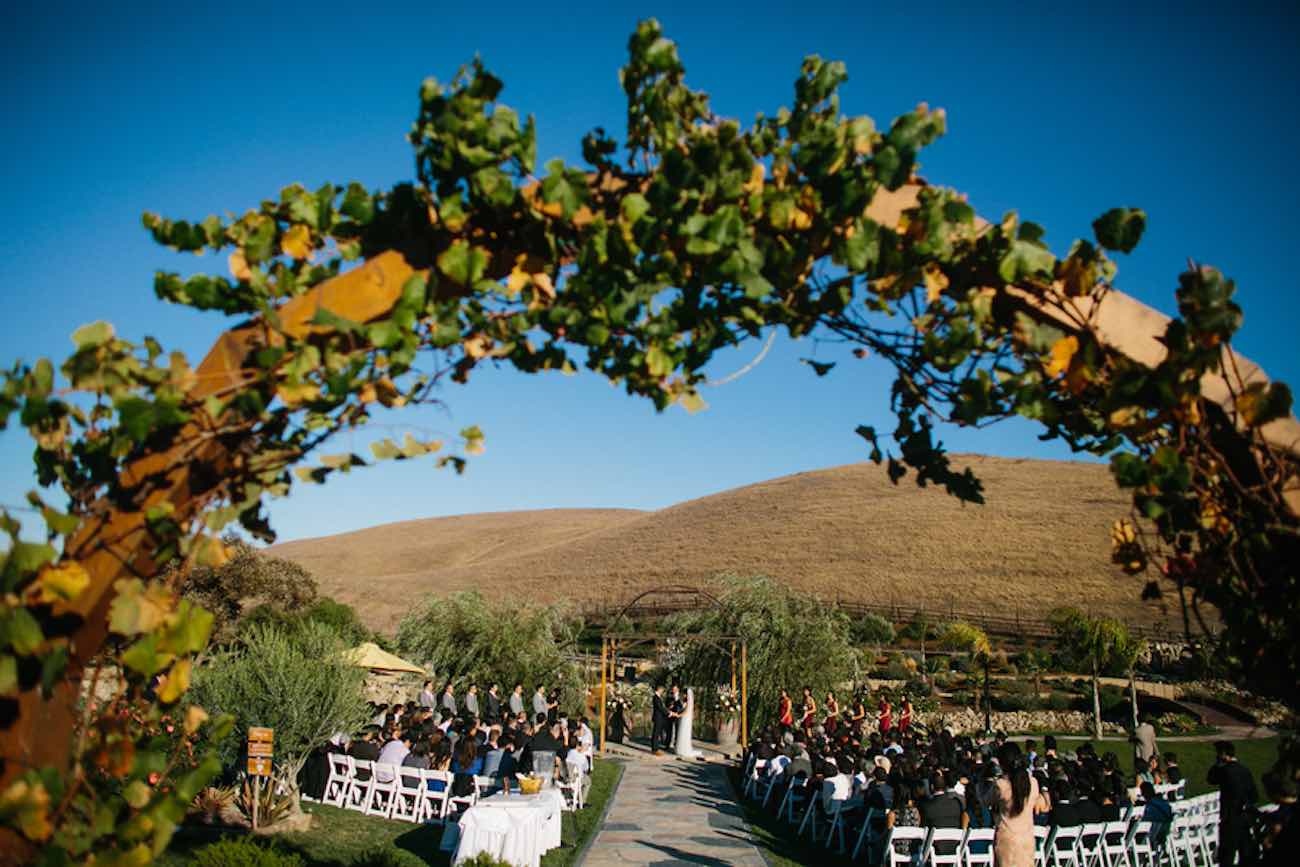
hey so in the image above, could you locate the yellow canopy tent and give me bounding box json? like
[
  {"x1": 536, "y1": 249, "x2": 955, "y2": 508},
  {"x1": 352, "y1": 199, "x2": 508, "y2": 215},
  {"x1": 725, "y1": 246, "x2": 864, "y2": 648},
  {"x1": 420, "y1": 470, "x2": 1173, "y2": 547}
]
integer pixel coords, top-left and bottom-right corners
[{"x1": 344, "y1": 642, "x2": 427, "y2": 675}]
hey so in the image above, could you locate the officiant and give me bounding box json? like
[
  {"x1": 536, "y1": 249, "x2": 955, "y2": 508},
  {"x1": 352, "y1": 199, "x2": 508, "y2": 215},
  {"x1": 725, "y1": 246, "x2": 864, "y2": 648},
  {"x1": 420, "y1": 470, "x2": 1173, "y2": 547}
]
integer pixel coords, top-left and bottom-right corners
[{"x1": 651, "y1": 685, "x2": 671, "y2": 755}]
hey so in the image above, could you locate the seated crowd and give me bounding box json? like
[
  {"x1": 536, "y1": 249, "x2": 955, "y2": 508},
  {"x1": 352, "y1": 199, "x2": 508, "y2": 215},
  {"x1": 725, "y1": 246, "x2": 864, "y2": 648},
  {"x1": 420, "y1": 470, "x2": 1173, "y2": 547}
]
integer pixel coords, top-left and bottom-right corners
[
  {"x1": 748, "y1": 687, "x2": 1203, "y2": 859},
  {"x1": 301, "y1": 679, "x2": 595, "y2": 808}
]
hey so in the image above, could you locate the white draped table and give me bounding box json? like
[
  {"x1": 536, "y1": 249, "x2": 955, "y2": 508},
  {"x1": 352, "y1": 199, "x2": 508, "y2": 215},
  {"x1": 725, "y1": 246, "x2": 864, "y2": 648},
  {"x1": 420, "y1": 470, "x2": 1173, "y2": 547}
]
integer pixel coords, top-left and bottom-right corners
[{"x1": 450, "y1": 788, "x2": 564, "y2": 867}]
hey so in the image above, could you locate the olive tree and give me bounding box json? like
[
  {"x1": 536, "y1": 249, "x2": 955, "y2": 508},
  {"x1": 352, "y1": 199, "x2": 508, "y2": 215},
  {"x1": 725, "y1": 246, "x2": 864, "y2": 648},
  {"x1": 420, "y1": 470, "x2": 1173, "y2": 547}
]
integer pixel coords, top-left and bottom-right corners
[
  {"x1": 189, "y1": 621, "x2": 369, "y2": 808},
  {"x1": 668, "y1": 575, "x2": 861, "y2": 726},
  {"x1": 394, "y1": 592, "x2": 585, "y2": 710}
]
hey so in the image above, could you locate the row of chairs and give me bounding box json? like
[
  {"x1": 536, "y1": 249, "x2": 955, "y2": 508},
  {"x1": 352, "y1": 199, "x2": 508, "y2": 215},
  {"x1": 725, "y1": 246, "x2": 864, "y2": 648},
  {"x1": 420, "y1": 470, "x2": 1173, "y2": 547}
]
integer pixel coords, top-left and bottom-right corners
[
  {"x1": 738, "y1": 755, "x2": 1262, "y2": 867},
  {"x1": 311, "y1": 753, "x2": 587, "y2": 824}
]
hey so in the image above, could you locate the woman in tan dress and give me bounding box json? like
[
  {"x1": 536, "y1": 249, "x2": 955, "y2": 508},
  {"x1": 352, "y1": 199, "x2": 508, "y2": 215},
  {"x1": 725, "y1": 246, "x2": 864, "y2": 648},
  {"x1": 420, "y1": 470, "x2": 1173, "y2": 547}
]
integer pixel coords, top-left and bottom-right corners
[{"x1": 991, "y1": 743, "x2": 1039, "y2": 867}]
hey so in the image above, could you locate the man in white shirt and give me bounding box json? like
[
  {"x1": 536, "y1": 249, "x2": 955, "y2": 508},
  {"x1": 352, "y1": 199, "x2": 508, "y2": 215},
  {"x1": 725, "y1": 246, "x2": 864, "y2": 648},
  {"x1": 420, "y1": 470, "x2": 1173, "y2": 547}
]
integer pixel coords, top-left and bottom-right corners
[{"x1": 375, "y1": 730, "x2": 411, "y2": 783}]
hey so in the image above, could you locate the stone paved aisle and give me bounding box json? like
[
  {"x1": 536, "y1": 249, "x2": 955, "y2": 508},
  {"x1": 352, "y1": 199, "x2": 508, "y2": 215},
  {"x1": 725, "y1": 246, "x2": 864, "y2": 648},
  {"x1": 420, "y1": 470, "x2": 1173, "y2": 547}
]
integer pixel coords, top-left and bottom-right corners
[{"x1": 581, "y1": 750, "x2": 768, "y2": 867}]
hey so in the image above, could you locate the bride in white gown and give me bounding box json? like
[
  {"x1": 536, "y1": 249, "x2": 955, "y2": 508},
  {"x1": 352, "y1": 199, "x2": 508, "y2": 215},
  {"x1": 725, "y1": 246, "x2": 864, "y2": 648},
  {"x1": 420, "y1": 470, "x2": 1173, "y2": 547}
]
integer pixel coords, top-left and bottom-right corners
[{"x1": 675, "y1": 687, "x2": 701, "y2": 758}]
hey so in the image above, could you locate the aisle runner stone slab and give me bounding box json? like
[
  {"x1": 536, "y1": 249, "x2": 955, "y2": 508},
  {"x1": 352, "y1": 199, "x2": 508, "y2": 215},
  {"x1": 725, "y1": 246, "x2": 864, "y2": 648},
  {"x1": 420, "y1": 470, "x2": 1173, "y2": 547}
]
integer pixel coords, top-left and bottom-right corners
[{"x1": 582, "y1": 756, "x2": 767, "y2": 867}]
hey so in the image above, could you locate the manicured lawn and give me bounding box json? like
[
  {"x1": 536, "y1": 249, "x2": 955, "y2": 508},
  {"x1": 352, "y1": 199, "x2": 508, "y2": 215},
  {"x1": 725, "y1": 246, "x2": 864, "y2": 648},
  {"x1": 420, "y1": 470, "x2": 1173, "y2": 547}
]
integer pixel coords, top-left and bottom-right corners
[
  {"x1": 159, "y1": 759, "x2": 624, "y2": 866},
  {"x1": 1051, "y1": 736, "x2": 1279, "y2": 801}
]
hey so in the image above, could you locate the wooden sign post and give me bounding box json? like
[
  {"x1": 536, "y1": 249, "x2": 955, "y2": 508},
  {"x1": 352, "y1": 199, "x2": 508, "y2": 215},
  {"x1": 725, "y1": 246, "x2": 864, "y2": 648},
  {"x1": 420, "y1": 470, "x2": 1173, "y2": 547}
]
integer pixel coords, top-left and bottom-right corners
[{"x1": 247, "y1": 727, "x2": 273, "y2": 830}]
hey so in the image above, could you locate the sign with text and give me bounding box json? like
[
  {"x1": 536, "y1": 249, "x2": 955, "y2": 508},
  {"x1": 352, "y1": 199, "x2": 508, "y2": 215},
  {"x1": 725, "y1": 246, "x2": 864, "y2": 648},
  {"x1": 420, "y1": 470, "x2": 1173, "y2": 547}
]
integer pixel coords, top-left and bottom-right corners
[
  {"x1": 247, "y1": 726, "x2": 274, "y2": 758},
  {"x1": 247, "y1": 756, "x2": 272, "y2": 777}
]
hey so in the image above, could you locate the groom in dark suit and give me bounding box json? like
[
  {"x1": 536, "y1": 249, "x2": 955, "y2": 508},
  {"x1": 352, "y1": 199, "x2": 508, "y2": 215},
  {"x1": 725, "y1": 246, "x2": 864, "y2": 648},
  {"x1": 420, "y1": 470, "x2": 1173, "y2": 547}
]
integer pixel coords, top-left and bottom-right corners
[{"x1": 651, "y1": 685, "x2": 671, "y2": 755}]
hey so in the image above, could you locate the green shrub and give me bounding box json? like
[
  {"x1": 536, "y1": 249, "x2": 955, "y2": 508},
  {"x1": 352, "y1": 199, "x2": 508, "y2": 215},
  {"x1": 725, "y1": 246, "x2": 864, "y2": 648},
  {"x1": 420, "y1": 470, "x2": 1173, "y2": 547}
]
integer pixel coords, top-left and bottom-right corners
[
  {"x1": 347, "y1": 846, "x2": 426, "y2": 867},
  {"x1": 458, "y1": 854, "x2": 517, "y2": 867},
  {"x1": 851, "y1": 613, "x2": 896, "y2": 645},
  {"x1": 192, "y1": 838, "x2": 305, "y2": 867},
  {"x1": 1046, "y1": 691, "x2": 1073, "y2": 711}
]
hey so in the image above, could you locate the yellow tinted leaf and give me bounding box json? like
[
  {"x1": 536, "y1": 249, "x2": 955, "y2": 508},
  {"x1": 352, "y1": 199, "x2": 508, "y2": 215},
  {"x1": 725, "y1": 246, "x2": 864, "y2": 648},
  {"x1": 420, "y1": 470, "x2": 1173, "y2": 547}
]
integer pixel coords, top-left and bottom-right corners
[
  {"x1": 464, "y1": 334, "x2": 492, "y2": 359},
  {"x1": 123, "y1": 780, "x2": 151, "y2": 809},
  {"x1": 275, "y1": 382, "x2": 320, "y2": 406},
  {"x1": 184, "y1": 705, "x2": 210, "y2": 734},
  {"x1": 1046, "y1": 336, "x2": 1078, "y2": 378},
  {"x1": 743, "y1": 162, "x2": 766, "y2": 195},
  {"x1": 158, "y1": 658, "x2": 191, "y2": 704},
  {"x1": 228, "y1": 249, "x2": 252, "y2": 281},
  {"x1": 790, "y1": 208, "x2": 813, "y2": 230},
  {"x1": 506, "y1": 266, "x2": 529, "y2": 296},
  {"x1": 678, "y1": 390, "x2": 708, "y2": 414},
  {"x1": 281, "y1": 224, "x2": 312, "y2": 260},
  {"x1": 1, "y1": 779, "x2": 52, "y2": 841},
  {"x1": 533, "y1": 272, "x2": 555, "y2": 300},
  {"x1": 34, "y1": 561, "x2": 90, "y2": 604},
  {"x1": 923, "y1": 265, "x2": 949, "y2": 304},
  {"x1": 109, "y1": 579, "x2": 173, "y2": 636}
]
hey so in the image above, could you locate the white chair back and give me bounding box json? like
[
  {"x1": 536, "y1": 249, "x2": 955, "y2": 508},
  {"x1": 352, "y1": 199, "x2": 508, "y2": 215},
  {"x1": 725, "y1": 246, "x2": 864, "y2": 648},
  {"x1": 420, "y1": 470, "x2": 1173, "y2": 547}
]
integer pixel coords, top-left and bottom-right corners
[
  {"x1": 883, "y1": 826, "x2": 930, "y2": 867},
  {"x1": 1032, "y1": 825, "x2": 1049, "y2": 867},
  {"x1": 322, "y1": 753, "x2": 351, "y2": 808},
  {"x1": 347, "y1": 758, "x2": 374, "y2": 811},
  {"x1": 1046, "y1": 824, "x2": 1084, "y2": 867},
  {"x1": 926, "y1": 827, "x2": 965, "y2": 867},
  {"x1": 421, "y1": 769, "x2": 450, "y2": 824},
  {"x1": 365, "y1": 762, "x2": 400, "y2": 817},
  {"x1": 966, "y1": 827, "x2": 997, "y2": 867},
  {"x1": 1078, "y1": 822, "x2": 1107, "y2": 867}
]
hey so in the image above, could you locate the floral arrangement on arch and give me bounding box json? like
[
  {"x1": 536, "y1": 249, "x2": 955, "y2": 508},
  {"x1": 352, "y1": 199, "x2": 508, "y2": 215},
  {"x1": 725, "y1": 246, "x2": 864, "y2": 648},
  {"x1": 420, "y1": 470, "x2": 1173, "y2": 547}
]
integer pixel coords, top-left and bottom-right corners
[{"x1": 713, "y1": 687, "x2": 741, "y2": 718}]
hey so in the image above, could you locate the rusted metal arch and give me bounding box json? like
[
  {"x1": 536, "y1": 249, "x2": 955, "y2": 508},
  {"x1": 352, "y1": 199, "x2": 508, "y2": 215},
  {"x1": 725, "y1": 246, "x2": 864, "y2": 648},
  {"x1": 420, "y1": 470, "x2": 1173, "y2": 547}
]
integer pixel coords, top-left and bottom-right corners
[
  {"x1": 605, "y1": 583, "x2": 724, "y2": 627},
  {"x1": 596, "y1": 585, "x2": 748, "y2": 754}
]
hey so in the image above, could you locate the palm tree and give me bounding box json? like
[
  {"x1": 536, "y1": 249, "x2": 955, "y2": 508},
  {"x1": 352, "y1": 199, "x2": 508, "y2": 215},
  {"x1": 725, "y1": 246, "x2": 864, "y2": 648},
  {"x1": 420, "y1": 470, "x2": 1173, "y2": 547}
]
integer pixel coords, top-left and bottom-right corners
[
  {"x1": 1049, "y1": 607, "x2": 1138, "y2": 740},
  {"x1": 942, "y1": 622, "x2": 994, "y2": 733}
]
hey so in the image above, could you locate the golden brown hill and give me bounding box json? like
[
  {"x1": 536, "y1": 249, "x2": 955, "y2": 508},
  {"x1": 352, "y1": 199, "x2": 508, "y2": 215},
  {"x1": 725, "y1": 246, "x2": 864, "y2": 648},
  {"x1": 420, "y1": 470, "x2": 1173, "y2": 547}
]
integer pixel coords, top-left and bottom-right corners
[{"x1": 270, "y1": 455, "x2": 1183, "y2": 634}]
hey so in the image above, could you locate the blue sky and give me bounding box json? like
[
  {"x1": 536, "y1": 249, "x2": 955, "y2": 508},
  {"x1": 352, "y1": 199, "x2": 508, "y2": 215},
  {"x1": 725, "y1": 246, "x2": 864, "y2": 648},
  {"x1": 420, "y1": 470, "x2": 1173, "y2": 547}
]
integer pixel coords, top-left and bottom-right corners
[{"x1": 2, "y1": 2, "x2": 1296, "y2": 543}]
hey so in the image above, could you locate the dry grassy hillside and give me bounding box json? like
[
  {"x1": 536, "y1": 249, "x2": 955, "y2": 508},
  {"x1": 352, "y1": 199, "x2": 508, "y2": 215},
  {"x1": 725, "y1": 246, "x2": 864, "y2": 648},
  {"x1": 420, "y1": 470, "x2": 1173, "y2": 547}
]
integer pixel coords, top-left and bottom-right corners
[{"x1": 271, "y1": 455, "x2": 1182, "y2": 634}]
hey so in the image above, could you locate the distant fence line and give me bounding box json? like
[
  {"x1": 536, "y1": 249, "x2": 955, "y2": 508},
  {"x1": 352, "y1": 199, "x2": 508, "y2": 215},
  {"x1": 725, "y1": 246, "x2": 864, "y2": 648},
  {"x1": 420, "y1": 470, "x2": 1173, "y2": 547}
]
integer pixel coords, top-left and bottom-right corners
[{"x1": 577, "y1": 594, "x2": 1190, "y2": 644}]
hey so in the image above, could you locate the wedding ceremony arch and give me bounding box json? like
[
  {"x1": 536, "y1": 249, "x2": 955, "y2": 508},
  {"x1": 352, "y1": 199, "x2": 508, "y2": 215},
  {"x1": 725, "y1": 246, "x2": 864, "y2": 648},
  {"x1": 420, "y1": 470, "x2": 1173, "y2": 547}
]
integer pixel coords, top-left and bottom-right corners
[{"x1": 597, "y1": 585, "x2": 750, "y2": 753}]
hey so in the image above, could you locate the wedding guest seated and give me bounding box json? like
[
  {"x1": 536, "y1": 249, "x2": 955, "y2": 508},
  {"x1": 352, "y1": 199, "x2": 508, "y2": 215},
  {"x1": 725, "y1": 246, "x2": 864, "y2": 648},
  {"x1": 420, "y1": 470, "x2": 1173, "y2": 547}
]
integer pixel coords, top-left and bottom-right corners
[
  {"x1": 1163, "y1": 752, "x2": 1183, "y2": 785},
  {"x1": 376, "y1": 728, "x2": 412, "y2": 782},
  {"x1": 921, "y1": 770, "x2": 967, "y2": 829},
  {"x1": 1140, "y1": 780, "x2": 1173, "y2": 848}
]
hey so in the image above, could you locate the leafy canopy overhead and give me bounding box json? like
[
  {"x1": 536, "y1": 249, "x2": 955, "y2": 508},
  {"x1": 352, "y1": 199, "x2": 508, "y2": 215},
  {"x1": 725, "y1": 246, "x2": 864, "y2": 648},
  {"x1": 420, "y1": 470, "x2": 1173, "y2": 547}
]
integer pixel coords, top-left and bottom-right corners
[{"x1": 1, "y1": 18, "x2": 1297, "y2": 862}]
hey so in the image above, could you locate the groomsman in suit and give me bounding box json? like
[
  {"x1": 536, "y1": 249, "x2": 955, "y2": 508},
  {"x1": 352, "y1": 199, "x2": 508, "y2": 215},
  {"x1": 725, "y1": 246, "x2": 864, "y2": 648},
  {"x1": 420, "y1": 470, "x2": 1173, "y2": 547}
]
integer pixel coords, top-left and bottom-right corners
[
  {"x1": 509, "y1": 683, "x2": 525, "y2": 717},
  {"x1": 485, "y1": 683, "x2": 502, "y2": 721},
  {"x1": 651, "y1": 685, "x2": 671, "y2": 756}
]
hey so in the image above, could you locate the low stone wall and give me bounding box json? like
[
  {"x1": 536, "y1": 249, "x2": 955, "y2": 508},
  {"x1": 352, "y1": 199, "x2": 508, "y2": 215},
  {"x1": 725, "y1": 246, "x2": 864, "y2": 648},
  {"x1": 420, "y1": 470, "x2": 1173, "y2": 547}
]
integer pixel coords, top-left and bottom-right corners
[{"x1": 918, "y1": 707, "x2": 1124, "y2": 736}]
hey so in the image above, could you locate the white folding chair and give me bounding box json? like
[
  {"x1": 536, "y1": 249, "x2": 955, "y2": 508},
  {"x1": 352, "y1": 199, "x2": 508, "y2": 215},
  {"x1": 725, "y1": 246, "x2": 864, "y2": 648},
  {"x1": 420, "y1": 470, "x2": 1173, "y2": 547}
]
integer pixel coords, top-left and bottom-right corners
[
  {"x1": 824, "y1": 797, "x2": 853, "y2": 853},
  {"x1": 883, "y1": 826, "x2": 932, "y2": 867},
  {"x1": 743, "y1": 758, "x2": 768, "y2": 799},
  {"x1": 448, "y1": 774, "x2": 480, "y2": 814},
  {"x1": 761, "y1": 770, "x2": 782, "y2": 808},
  {"x1": 926, "y1": 827, "x2": 965, "y2": 867},
  {"x1": 1126, "y1": 821, "x2": 1156, "y2": 867},
  {"x1": 797, "y1": 791, "x2": 825, "y2": 840},
  {"x1": 346, "y1": 759, "x2": 374, "y2": 812},
  {"x1": 322, "y1": 753, "x2": 352, "y2": 808},
  {"x1": 1047, "y1": 825, "x2": 1084, "y2": 867},
  {"x1": 1033, "y1": 825, "x2": 1050, "y2": 867},
  {"x1": 390, "y1": 765, "x2": 427, "y2": 823},
  {"x1": 1078, "y1": 822, "x2": 1107, "y2": 867},
  {"x1": 1100, "y1": 819, "x2": 1133, "y2": 867},
  {"x1": 850, "y1": 806, "x2": 881, "y2": 862},
  {"x1": 555, "y1": 766, "x2": 585, "y2": 811},
  {"x1": 365, "y1": 762, "x2": 400, "y2": 817},
  {"x1": 966, "y1": 827, "x2": 997, "y2": 867},
  {"x1": 1165, "y1": 816, "x2": 1198, "y2": 867},
  {"x1": 780, "y1": 774, "x2": 812, "y2": 824},
  {"x1": 421, "y1": 769, "x2": 451, "y2": 824}
]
